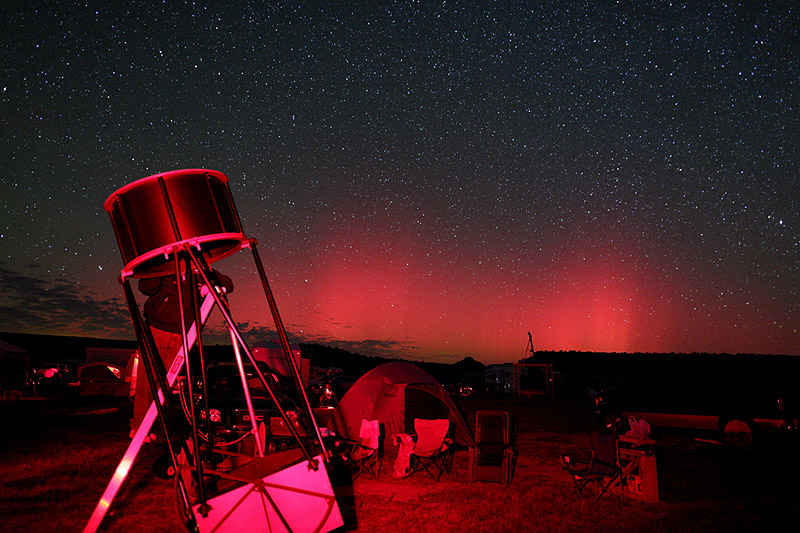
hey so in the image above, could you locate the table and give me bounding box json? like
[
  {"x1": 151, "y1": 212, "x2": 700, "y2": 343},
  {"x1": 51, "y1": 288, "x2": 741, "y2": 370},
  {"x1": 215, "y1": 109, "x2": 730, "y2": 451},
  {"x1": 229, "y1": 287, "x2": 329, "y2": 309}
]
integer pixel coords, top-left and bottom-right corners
[{"x1": 618, "y1": 436, "x2": 659, "y2": 503}]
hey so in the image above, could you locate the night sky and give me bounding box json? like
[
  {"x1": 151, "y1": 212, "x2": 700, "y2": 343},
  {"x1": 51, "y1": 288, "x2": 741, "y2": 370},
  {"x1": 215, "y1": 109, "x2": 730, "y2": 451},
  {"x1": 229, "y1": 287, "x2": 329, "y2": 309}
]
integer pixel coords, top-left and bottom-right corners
[{"x1": 1, "y1": 2, "x2": 798, "y2": 364}]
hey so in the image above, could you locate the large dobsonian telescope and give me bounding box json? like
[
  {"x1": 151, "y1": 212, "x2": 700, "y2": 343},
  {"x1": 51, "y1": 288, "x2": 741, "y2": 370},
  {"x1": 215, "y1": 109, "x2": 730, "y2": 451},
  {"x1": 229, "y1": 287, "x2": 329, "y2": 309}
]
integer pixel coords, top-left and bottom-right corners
[{"x1": 86, "y1": 169, "x2": 343, "y2": 533}]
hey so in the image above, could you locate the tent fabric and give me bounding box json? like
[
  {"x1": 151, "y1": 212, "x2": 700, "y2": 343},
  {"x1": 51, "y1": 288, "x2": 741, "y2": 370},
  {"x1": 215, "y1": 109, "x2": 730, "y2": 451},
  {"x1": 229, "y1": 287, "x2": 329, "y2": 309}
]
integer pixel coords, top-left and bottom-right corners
[{"x1": 329, "y1": 362, "x2": 476, "y2": 449}]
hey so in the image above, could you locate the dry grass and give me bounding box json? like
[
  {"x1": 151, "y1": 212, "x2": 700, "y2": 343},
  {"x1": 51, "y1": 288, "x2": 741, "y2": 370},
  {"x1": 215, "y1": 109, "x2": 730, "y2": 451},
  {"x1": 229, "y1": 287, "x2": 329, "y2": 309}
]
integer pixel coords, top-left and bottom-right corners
[{"x1": 1, "y1": 395, "x2": 798, "y2": 532}]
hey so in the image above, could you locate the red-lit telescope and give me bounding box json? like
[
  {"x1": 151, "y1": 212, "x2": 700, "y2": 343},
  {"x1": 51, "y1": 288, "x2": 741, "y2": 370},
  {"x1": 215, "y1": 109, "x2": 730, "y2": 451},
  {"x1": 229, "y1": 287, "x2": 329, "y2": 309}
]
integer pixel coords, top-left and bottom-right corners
[
  {"x1": 86, "y1": 169, "x2": 343, "y2": 533},
  {"x1": 104, "y1": 169, "x2": 246, "y2": 279}
]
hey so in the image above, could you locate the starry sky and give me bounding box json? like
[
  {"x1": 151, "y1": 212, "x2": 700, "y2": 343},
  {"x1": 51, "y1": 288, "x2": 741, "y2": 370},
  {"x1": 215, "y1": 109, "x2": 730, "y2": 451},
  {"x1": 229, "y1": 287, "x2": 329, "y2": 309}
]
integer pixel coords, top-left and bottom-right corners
[{"x1": 1, "y1": 2, "x2": 798, "y2": 364}]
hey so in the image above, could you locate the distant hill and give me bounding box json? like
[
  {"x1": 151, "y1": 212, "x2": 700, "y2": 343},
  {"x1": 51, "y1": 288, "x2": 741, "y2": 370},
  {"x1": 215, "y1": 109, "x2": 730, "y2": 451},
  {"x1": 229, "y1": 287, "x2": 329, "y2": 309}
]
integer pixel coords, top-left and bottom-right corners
[
  {"x1": 527, "y1": 350, "x2": 800, "y2": 399},
  {"x1": 0, "y1": 332, "x2": 481, "y2": 386},
  {"x1": 297, "y1": 343, "x2": 481, "y2": 386},
  {"x1": 4, "y1": 331, "x2": 797, "y2": 391},
  {"x1": 0, "y1": 332, "x2": 137, "y2": 366}
]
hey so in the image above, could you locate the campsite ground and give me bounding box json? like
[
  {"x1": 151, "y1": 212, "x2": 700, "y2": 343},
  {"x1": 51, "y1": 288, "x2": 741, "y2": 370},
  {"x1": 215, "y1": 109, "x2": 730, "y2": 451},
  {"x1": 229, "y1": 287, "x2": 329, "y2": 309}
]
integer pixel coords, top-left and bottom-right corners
[{"x1": 2, "y1": 394, "x2": 799, "y2": 532}]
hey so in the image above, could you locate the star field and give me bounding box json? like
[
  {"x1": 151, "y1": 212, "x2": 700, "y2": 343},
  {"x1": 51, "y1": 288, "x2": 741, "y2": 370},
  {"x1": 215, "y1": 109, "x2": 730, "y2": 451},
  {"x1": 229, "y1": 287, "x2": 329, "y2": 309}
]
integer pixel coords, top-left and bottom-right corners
[{"x1": 1, "y1": 2, "x2": 798, "y2": 363}]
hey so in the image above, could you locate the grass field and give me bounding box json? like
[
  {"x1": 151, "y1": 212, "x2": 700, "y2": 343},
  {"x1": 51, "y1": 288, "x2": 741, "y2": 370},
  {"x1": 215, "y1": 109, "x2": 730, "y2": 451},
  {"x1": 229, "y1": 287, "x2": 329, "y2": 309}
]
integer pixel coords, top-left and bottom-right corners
[{"x1": 1, "y1": 394, "x2": 798, "y2": 532}]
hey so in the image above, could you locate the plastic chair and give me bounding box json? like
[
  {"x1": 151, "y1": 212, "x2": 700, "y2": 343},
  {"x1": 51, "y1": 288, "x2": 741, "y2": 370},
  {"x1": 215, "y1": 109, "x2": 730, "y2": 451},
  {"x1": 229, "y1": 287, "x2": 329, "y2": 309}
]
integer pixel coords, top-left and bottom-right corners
[
  {"x1": 409, "y1": 419, "x2": 453, "y2": 481},
  {"x1": 342, "y1": 419, "x2": 382, "y2": 480},
  {"x1": 560, "y1": 430, "x2": 623, "y2": 501},
  {"x1": 468, "y1": 410, "x2": 513, "y2": 485}
]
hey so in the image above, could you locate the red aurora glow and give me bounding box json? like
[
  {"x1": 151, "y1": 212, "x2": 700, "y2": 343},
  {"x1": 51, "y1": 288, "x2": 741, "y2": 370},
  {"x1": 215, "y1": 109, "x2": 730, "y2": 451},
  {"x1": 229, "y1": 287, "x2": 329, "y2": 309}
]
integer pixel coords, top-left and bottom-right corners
[{"x1": 227, "y1": 220, "x2": 796, "y2": 365}]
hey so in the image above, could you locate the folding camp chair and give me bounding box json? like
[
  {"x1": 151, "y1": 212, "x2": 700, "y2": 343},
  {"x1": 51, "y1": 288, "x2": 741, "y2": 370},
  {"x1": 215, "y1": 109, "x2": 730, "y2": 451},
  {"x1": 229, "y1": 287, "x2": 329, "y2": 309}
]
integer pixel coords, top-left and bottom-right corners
[
  {"x1": 560, "y1": 430, "x2": 623, "y2": 502},
  {"x1": 409, "y1": 418, "x2": 453, "y2": 481},
  {"x1": 468, "y1": 410, "x2": 514, "y2": 485},
  {"x1": 341, "y1": 419, "x2": 382, "y2": 480}
]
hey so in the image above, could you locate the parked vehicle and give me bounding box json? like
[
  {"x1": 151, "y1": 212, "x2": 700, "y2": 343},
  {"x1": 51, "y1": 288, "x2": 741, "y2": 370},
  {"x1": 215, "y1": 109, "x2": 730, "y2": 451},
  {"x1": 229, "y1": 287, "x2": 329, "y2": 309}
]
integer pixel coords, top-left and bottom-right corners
[{"x1": 76, "y1": 362, "x2": 129, "y2": 397}]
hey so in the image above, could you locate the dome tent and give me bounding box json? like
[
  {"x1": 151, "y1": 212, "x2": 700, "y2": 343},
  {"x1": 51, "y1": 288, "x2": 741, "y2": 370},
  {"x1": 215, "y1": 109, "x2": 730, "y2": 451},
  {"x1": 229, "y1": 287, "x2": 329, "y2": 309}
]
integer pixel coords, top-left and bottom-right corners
[{"x1": 329, "y1": 361, "x2": 476, "y2": 449}]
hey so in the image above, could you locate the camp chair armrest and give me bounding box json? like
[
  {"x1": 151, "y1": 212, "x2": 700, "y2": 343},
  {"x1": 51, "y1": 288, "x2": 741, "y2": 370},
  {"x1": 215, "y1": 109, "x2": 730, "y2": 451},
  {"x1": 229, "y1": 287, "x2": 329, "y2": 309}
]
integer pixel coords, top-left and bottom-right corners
[
  {"x1": 336, "y1": 437, "x2": 377, "y2": 458},
  {"x1": 560, "y1": 454, "x2": 591, "y2": 467}
]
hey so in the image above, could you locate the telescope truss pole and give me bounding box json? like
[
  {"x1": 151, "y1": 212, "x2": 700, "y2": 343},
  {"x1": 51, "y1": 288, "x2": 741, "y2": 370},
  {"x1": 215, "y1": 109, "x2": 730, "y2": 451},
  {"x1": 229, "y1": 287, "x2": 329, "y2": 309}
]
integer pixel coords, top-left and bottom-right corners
[
  {"x1": 246, "y1": 240, "x2": 329, "y2": 461},
  {"x1": 187, "y1": 246, "x2": 323, "y2": 467},
  {"x1": 84, "y1": 274, "x2": 217, "y2": 533}
]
